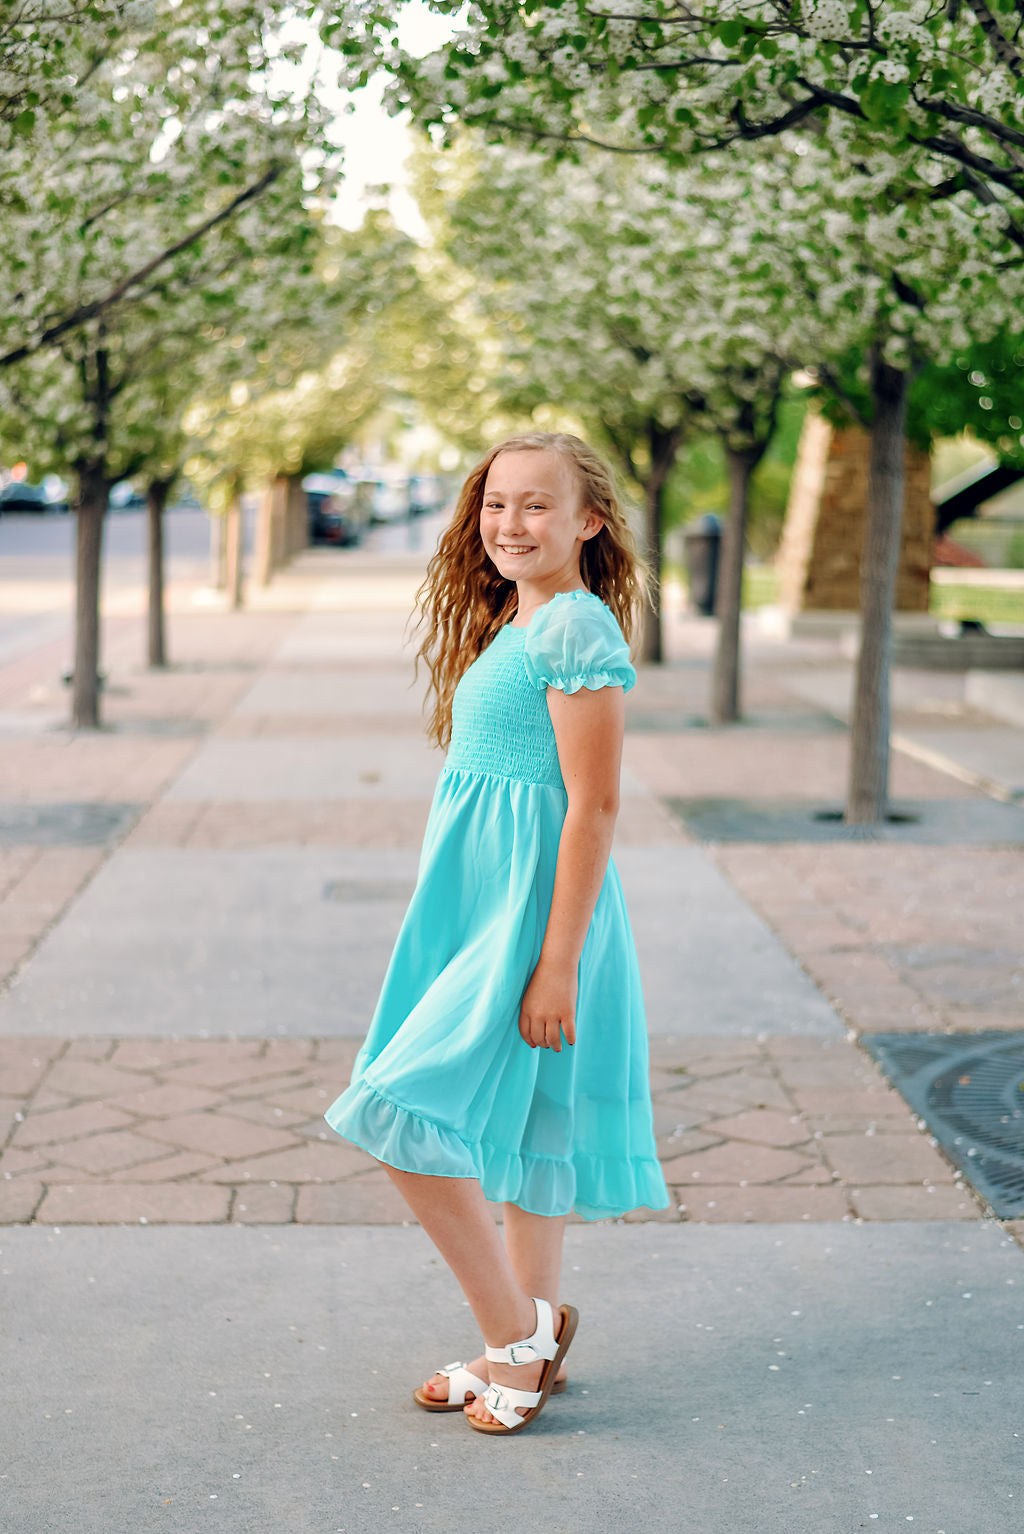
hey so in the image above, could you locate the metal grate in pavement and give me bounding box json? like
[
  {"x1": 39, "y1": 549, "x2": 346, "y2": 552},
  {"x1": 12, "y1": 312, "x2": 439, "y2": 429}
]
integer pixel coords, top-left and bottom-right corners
[
  {"x1": 0, "y1": 802, "x2": 141, "y2": 846},
  {"x1": 663, "y1": 797, "x2": 1024, "y2": 845},
  {"x1": 862, "y1": 1031, "x2": 1024, "y2": 1217}
]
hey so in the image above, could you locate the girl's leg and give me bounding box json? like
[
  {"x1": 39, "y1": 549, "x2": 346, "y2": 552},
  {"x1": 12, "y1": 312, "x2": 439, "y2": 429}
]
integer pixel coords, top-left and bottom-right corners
[
  {"x1": 453, "y1": 1202, "x2": 568, "y2": 1416},
  {"x1": 416, "y1": 1198, "x2": 569, "y2": 1404},
  {"x1": 502, "y1": 1202, "x2": 567, "y2": 1310},
  {"x1": 383, "y1": 1166, "x2": 563, "y2": 1423}
]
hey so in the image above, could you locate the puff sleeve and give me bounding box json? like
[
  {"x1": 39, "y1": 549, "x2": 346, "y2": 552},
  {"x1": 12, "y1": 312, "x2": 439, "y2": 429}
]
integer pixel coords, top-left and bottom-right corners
[{"x1": 523, "y1": 591, "x2": 636, "y2": 695}]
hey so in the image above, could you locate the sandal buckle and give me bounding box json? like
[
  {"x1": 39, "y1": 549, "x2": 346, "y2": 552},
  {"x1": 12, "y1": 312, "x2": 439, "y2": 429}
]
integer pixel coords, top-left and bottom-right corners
[
  {"x1": 507, "y1": 1342, "x2": 540, "y2": 1365},
  {"x1": 486, "y1": 1385, "x2": 510, "y2": 1413}
]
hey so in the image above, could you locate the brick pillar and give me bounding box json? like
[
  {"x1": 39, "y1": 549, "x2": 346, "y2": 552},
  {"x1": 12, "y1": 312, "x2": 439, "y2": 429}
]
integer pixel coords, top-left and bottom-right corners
[{"x1": 776, "y1": 412, "x2": 934, "y2": 614}]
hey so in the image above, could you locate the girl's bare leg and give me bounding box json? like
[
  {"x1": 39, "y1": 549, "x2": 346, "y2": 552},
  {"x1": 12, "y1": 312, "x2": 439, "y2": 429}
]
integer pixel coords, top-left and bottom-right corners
[
  {"x1": 383, "y1": 1167, "x2": 563, "y2": 1423},
  {"x1": 503, "y1": 1202, "x2": 567, "y2": 1310},
  {"x1": 451, "y1": 1202, "x2": 568, "y2": 1417}
]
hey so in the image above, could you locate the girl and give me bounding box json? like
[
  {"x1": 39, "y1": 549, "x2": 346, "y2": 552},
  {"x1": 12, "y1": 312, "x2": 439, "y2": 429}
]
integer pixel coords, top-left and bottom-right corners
[{"x1": 324, "y1": 431, "x2": 669, "y2": 1435}]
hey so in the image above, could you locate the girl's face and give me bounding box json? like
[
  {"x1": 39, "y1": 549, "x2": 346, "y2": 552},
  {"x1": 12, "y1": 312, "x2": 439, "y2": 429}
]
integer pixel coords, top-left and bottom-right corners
[{"x1": 479, "y1": 449, "x2": 603, "y2": 587}]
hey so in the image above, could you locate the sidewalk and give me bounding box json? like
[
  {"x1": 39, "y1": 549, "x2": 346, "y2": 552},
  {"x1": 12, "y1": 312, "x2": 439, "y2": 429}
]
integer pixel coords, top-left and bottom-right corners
[{"x1": 1, "y1": 545, "x2": 1021, "y2": 1532}]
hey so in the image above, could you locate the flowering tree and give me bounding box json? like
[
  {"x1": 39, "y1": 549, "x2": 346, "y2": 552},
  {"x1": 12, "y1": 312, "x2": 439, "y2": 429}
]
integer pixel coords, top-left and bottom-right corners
[
  {"x1": 0, "y1": 6, "x2": 340, "y2": 726},
  {"x1": 0, "y1": 3, "x2": 123, "y2": 137},
  {"x1": 337, "y1": 0, "x2": 1024, "y2": 243},
  {"x1": 422, "y1": 124, "x2": 1024, "y2": 812},
  {"x1": 0, "y1": 4, "x2": 338, "y2": 369},
  {"x1": 417, "y1": 139, "x2": 831, "y2": 684}
]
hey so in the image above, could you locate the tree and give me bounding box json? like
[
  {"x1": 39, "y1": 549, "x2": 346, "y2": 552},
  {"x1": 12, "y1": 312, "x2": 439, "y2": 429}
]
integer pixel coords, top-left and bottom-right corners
[
  {"x1": 0, "y1": 4, "x2": 337, "y2": 368},
  {"x1": 910, "y1": 325, "x2": 1024, "y2": 467},
  {"x1": 182, "y1": 209, "x2": 426, "y2": 591},
  {"x1": 0, "y1": 3, "x2": 124, "y2": 136},
  {"x1": 782, "y1": 161, "x2": 1024, "y2": 819},
  {"x1": 0, "y1": 8, "x2": 340, "y2": 726},
  {"x1": 415, "y1": 138, "x2": 844, "y2": 703},
  {"x1": 346, "y1": 2, "x2": 1024, "y2": 818},
  {"x1": 336, "y1": 0, "x2": 1024, "y2": 239}
]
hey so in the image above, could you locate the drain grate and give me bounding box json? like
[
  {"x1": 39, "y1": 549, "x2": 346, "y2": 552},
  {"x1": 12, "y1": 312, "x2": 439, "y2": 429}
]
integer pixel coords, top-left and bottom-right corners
[
  {"x1": 663, "y1": 797, "x2": 1024, "y2": 845},
  {"x1": 862, "y1": 1032, "x2": 1024, "y2": 1217},
  {"x1": 0, "y1": 802, "x2": 141, "y2": 846}
]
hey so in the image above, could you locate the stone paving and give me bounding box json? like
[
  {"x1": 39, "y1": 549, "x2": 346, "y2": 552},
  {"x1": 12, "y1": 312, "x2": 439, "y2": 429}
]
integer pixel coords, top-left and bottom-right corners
[
  {"x1": 0, "y1": 546, "x2": 1021, "y2": 1255},
  {"x1": 713, "y1": 843, "x2": 1024, "y2": 1035},
  {"x1": 0, "y1": 1032, "x2": 981, "y2": 1229}
]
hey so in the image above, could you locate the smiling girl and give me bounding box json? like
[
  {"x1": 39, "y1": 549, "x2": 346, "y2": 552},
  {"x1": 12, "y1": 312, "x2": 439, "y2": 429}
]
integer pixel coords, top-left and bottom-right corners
[{"x1": 324, "y1": 431, "x2": 669, "y2": 1435}]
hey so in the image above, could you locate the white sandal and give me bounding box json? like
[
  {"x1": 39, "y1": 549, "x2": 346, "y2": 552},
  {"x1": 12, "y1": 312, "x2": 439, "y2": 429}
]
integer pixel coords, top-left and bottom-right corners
[
  {"x1": 468, "y1": 1297, "x2": 579, "y2": 1436},
  {"x1": 414, "y1": 1354, "x2": 569, "y2": 1413},
  {"x1": 413, "y1": 1361, "x2": 489, "y2": 1413}
]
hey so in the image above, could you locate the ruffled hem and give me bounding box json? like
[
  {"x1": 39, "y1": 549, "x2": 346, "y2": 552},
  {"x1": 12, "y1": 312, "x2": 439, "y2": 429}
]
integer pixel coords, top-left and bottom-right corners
[
  {"x1": 325, "y1": 1076, "x2": 669, "y2": 1222},
  {"x1": 546, "y1": 670, "x2": 636, "y2": 696}
]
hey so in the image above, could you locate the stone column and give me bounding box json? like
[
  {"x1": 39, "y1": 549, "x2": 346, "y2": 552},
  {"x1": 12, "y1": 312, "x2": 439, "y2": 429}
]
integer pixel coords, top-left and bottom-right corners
[{"x1": 776, "y1": 412, "x2": 934, "y2": 621}]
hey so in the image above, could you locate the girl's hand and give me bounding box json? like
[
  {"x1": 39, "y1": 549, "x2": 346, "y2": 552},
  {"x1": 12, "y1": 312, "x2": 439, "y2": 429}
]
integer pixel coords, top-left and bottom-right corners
[{"x1": 519, "y1": 958, "x2": 577, "y2": 1051}]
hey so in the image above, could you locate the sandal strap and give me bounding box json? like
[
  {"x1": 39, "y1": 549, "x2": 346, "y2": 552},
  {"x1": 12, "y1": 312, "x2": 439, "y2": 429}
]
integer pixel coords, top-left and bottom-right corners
[
  {"x1": 438, "y1": 1362, "x2": 488, "y2": 1406},
  {"x1": 484, "y1": 1297, "x2": 558, "y2": 1367},
  {"x1": 480, "y1": 1382, "x2": 542, "y2": 1430}
]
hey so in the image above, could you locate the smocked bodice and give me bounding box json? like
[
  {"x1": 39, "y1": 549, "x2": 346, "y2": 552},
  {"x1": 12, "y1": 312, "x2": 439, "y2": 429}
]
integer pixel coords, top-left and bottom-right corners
[{"x1": 446, "y1": 627, "x2": 564, "y2": 788}]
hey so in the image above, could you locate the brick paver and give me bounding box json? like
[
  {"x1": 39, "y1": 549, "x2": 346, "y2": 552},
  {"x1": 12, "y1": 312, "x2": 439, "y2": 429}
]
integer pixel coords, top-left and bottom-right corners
[
  {"x1": 0, "y1": 1034, "x2": 986, "y2": 1227},
  {"x1": 714, "y1": 844, "x2": 1024, "y2": 1034}
]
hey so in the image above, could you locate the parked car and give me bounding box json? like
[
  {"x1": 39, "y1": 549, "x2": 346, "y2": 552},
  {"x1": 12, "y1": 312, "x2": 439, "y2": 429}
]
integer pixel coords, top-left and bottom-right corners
[
  {"x1": 303, "y1": 471, "x2": 367, "y2": 547},
  {"x1": 408, "y1": 474, "x2": 446, "y2": 517},
  {"x1": 0, "y1": 479, "x2": 69, "y2": 513},
  {"x1": 370, "y1": 477, "x2": 411, "y2": 523}
]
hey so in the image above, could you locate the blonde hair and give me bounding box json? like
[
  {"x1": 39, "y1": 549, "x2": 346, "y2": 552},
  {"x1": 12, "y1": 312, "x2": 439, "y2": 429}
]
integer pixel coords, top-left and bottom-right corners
[{"x1": 414, "y1": 432, "x2": 649, "y2": 748}]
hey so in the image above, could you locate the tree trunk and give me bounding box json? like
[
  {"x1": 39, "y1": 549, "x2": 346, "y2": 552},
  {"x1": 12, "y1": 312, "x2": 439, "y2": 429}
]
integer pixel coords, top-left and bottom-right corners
[
  {"x1": 71, "y1": 461, "x2": 110, "y2": 730},
  {"x1": 225, "y1": 494, "x2": 244, "y2": 610},
  {"x1": 639, "y1": 423, "x2": 682, "y2": 665},
  {"x1": 210, "y1": 513, "x2": 227, "y2": 589},
  {"x1": 253, "y1": 474, "x2": 290, "y2": 585},
  {"x1": 146, "y1": 478, "x2": 172, "y2": 669},
  {"x1": 710, "y1": 445, "x2": 759, "y2": 725},
  {"x1": 253, "y1": 480, "x2": 274, "y2": 586},
  {"x1": 285, "y1": 474, "x2": 307, "y2": 557},
  {"x1": 846, "y1": 354, "x2": 910, "y2": 824}
]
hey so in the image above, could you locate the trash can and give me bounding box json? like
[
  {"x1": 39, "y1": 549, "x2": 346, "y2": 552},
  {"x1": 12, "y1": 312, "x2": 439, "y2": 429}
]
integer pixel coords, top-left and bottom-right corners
[{"x1": 683, "y1": 513, "x2": 722, "y2": 616}]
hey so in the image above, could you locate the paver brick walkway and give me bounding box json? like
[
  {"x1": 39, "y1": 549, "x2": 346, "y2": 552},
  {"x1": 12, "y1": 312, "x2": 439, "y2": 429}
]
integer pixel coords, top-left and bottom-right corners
[
  {"x1": 714, "y1": 844, "x2": 1024, "y2": 1034},
  {"x1": 0, "y1": 1034, "x2": 980, "y2": 1227}
]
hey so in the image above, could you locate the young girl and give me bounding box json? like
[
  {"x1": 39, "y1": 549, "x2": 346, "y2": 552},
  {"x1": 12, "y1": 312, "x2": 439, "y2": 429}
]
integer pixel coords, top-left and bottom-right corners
[{"x1": 324, "y1": 431, "x2": 669, "y2": 1435}]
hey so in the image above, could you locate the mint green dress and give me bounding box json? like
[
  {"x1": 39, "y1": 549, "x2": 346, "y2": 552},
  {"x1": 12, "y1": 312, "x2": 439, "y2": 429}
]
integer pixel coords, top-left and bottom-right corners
[{"x1": 324, "y1": 590, "x2": 669, "y2": 1221}]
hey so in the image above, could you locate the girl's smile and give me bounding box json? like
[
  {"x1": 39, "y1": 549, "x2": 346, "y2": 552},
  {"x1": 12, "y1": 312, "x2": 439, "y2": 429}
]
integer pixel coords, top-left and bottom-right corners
[{"x1": 480, "y1": 448, "x2": 603, "y2": 603}]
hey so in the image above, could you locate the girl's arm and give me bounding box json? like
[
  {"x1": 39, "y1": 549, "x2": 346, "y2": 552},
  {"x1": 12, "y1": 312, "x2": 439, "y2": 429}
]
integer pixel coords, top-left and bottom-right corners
[{"x1": 518, "y1": 684, "x2": 625, "y2": 1052}]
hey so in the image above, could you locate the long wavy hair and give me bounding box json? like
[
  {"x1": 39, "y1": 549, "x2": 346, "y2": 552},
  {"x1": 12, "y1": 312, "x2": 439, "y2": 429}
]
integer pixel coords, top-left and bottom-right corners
[{"x1": 414, "y1": 432, "x2": 650, "y2": 748}]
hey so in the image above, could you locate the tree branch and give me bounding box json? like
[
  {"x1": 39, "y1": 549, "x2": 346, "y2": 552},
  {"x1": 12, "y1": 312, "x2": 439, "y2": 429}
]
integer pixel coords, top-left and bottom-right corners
[
  {"x1": 0, "y1": 164, "x2": 283, "y2": 369},
  {"x1": 965, "y1": 0, "x2": 1023, "y2": 75}
]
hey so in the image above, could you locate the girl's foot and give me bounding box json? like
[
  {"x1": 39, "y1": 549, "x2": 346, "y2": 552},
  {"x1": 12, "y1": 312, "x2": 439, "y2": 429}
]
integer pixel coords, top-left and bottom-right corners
[
  {"x1": 420, "y1": 1354, "x2": 489, "y2": 1405},
  {"x1": 464, "y1": 1301, "x2": 574, "y2": 1429},
  {"x1": 421, "y1": 1352, "x2": 568, "y2": 1405}
]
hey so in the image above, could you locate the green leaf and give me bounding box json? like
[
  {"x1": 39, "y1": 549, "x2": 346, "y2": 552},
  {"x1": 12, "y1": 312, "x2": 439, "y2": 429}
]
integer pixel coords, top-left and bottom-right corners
[
  {"x1": 716, "y1": 19, "x2": 746, "y2": 47},
  {"x1": 860, "y1": 78, "x2": 910, "y2": 125},
  {"x1": 12, "y1": 109, "x2": 36, "y2": 136}
]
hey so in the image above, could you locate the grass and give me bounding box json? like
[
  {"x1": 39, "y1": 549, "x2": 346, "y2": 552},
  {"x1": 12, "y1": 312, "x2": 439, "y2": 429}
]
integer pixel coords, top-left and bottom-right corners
[
  {"x1": 928, "y1": 583, "x2": 1024, "y2": 626},
  {"x1": 663, "y1": 562, "x2": 779, "y2": 610},
  {"x1": 667, "y1": 562, "x2": 1024, "y2": 624}
]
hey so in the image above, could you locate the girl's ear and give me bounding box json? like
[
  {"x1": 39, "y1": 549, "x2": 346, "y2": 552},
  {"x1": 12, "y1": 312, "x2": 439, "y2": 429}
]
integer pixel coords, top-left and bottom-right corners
[{"x1": 579, "y1": 510, "x2": 605, "y2": 542}]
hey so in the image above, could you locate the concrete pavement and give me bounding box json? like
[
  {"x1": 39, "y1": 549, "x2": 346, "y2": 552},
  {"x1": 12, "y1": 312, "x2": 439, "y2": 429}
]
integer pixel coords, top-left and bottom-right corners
[
  {"x1": 1, "y1": 515, "x2": 1022, "y2": 1530},
  {"x1": 3, "y1": 1222, "x2": 1021, "y2": 1533}
]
